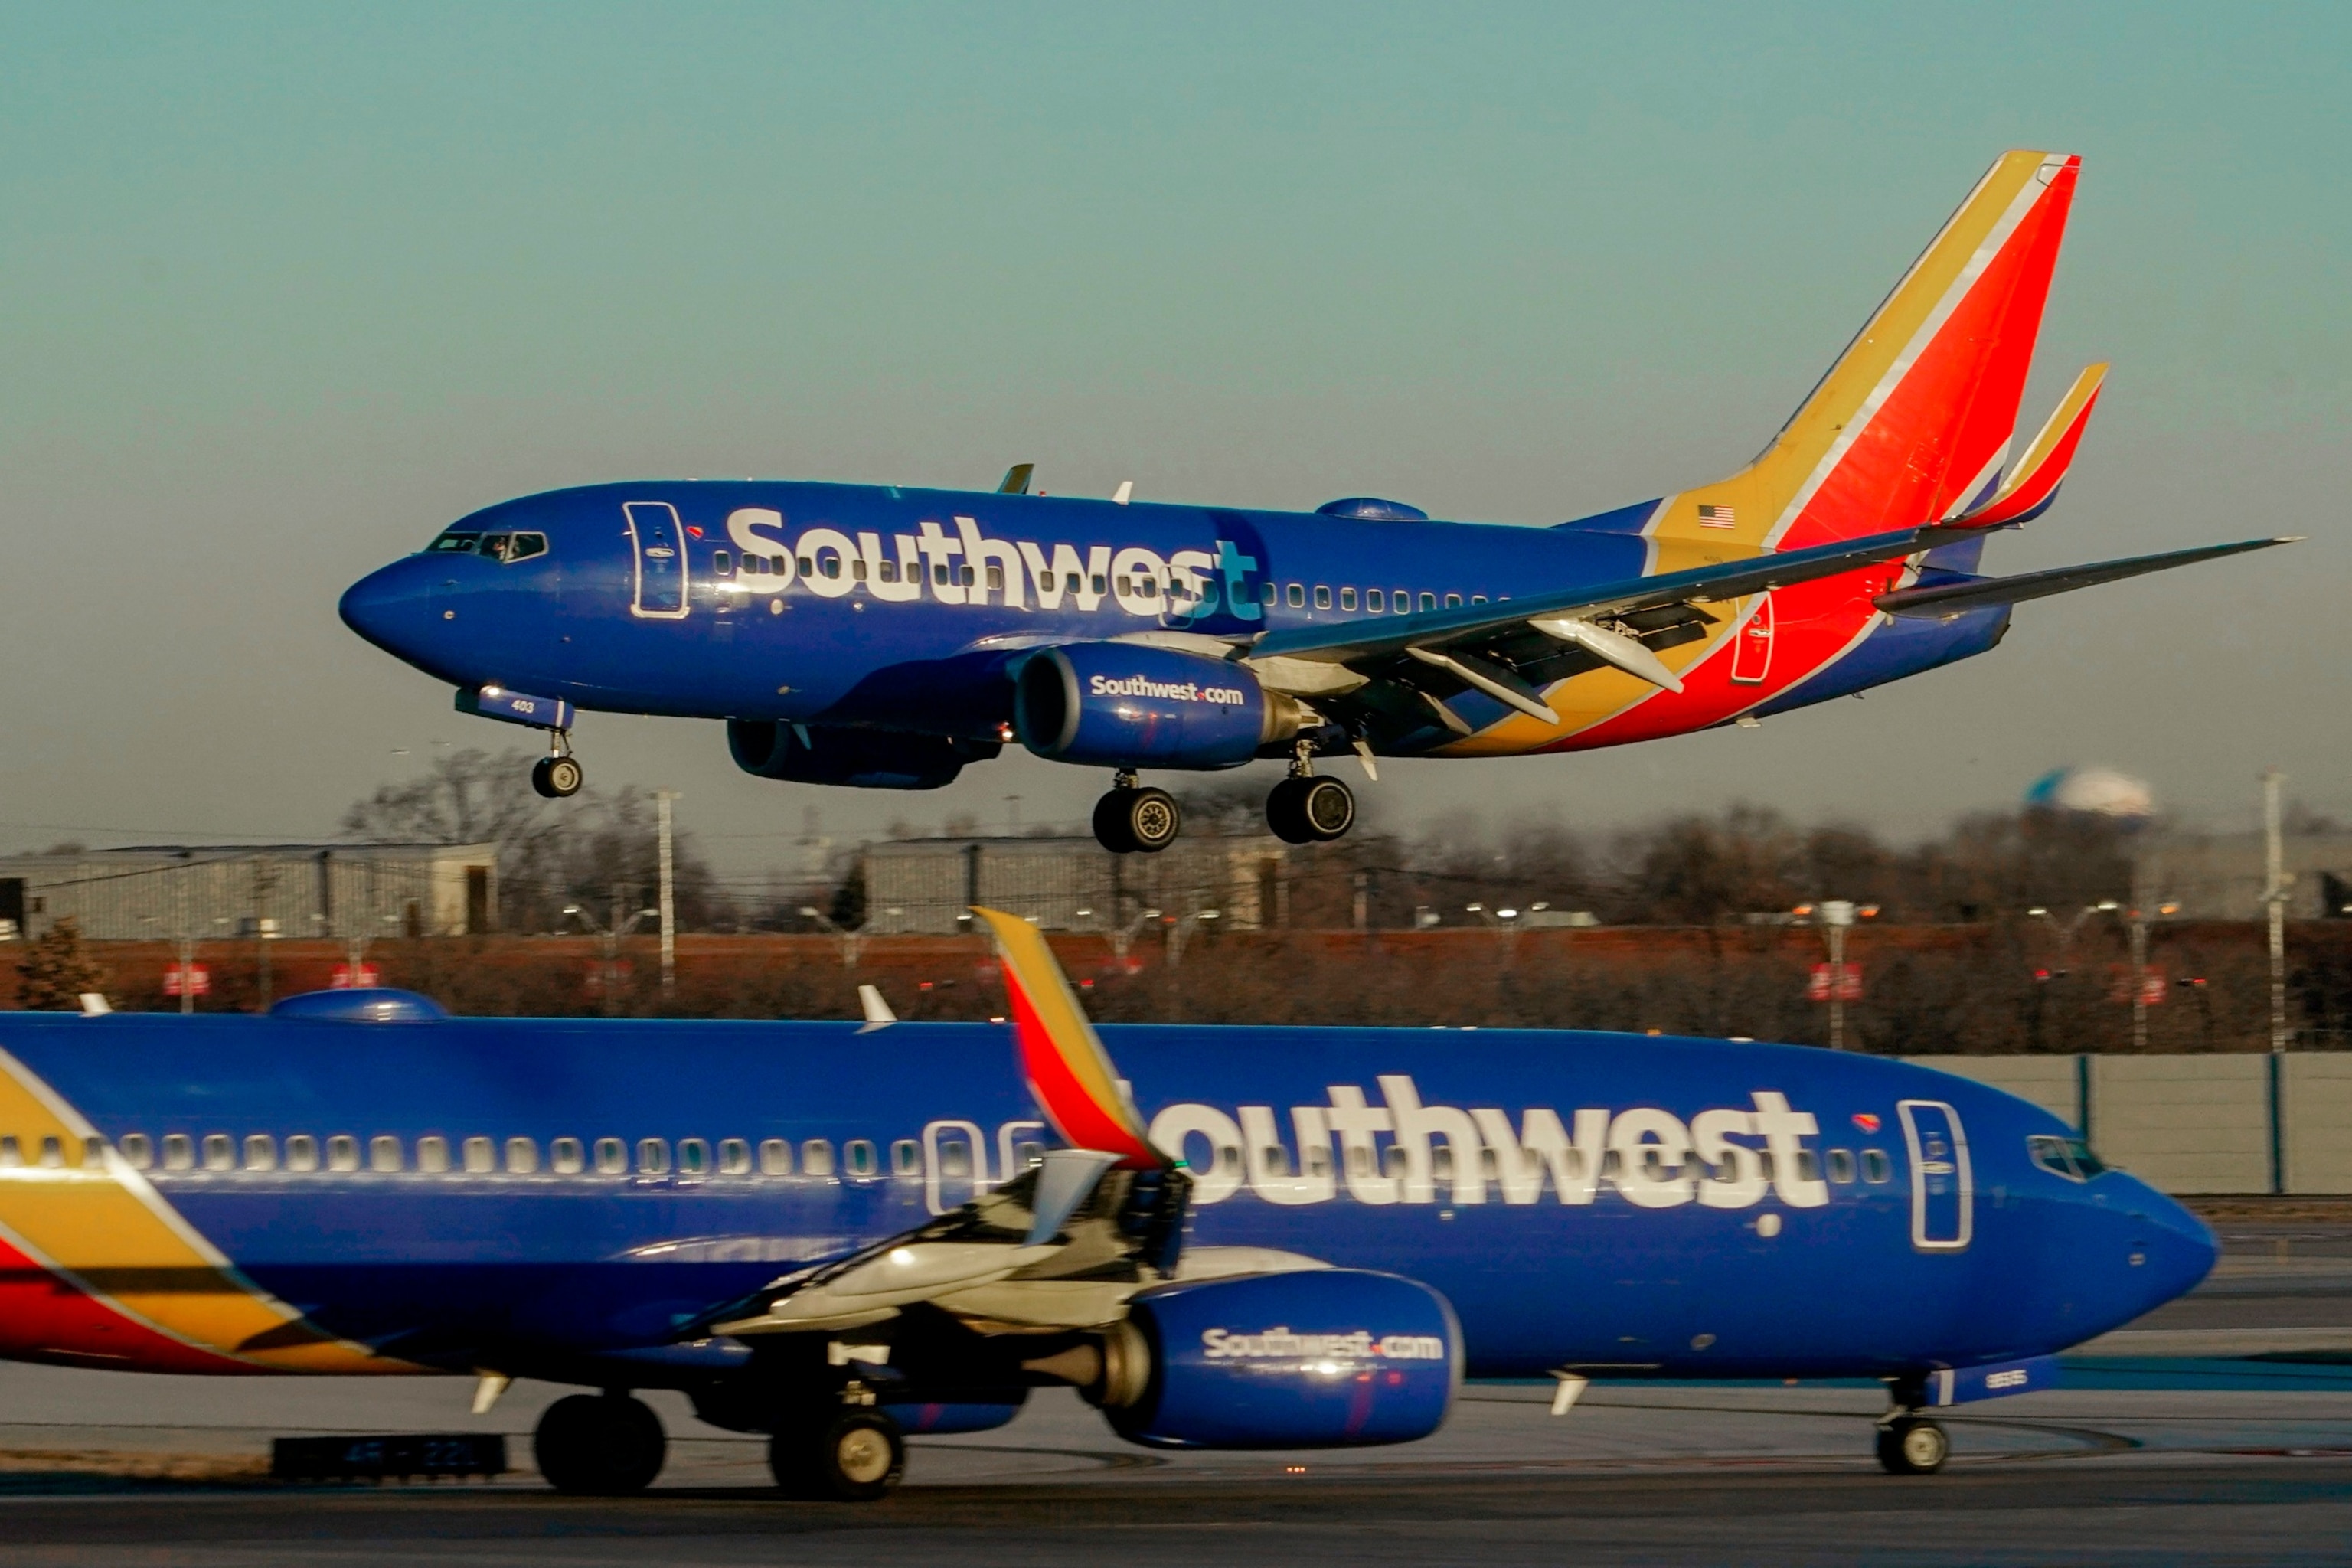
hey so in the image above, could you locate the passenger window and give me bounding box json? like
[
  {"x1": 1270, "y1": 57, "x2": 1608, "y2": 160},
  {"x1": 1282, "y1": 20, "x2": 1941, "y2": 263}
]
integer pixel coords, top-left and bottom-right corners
[
  {"x1": 1367, "y1": 589, "x2": 1384, "y2": 612},
  {"x1": 940, "y1": 1139, "x2": 972, "y2": 1178},
  {"x1": 1472, "y1": 595, "x2": 1487, "y2": 605},
  {"x1": 759, "y1": 1138, "x2": 792, "y2": 1175},
  {"x1": 243, "y1": 1135, "x2": 276, "y2": 1171},
  {"x1": 594, "y1": 1138, "x2": 627, "y2": 1175},
  {"x1": 845, "y1": 1138, "x2": 879, "y2": 1178},
  {"x1": 1138, "y1": 577, "x2": 1156, "y2": 599},
  {"x1": 1445, "y1": 593, "x2": 1463, "y2": 609},
  {"x1": 552, "y1": 1137, "x2": 586, "y2": 1174},
  {"x1": 852, "y1": 559, "x2": 868, "y2": 581},
  {"x1": 1115, "y1": 576, "x2": 1131, "y2": 596},
  {"x1": 713, "y1": 550, "x2": 733, "y2": 576},
  {"x1": 678, "y1": 1138, "x2": 709, "y2": 1176},
  {"x1": 802, "y1": 1138, "x2": 835, "y2": 1176},
  {"x1": 822, "y1": 556, "x2": 841, "y2": 580},
  {"x1": 719, "y1": 1138, "x2": 751, "y2": 1176},
  {"x1": 460, "y1": 1137, "x2": 494, "y2": 1173},
  {"x1": 1261, "y1": 583, "x2": 1277, "y2": 605},
  {"x1": 371, "y1": 1135, "x2": 403, "y2": 1173},
  {"x1": 1347, "y1": 1145, "x2": 1371, "y2": 1177},
  {"x1": 82, "y1": 1135, "x2": 103, "y2": 1168},
  {"x1": 283, "y1": 1135, "x2": 316, "y2": 1172},
  {"x1": 417, "y1": 1135, "x2": 450, "y2": 1173},
  {"x1": 506, "y1": 1137, "x2": 538, "y2": 1174},
  {"x1": 1860, "y1": 1148, "x2": 1891, "y2": 1184},
  {"x1": 1287, "y1": 584, "x2": 1305, "y2": 607},
  {"x1": 37, "y1": 1135, "x2": 62, "y2": 1168},
  {"x1": 1062, "y1": 572, "x2": 1080, "y2": 593},
  {"x1": 799, "y1": 555, "x2": 815, "y2": 575},
  {"x1": 985, "y1": 565, "x2": 1003, "y2": 591},
  {"x1": 1091, "y1": 574, "x2": 1107, "y2": 594},
  {"x1": 1827, "y1": 1148, "x2": 1856, "y2": 1184},
  {"x1": 1393, "y1": 588, "x2": 1410, "y2": 612},
  {"x1": 638, "y1": 1138, "x2": 670, "y2": 1175},
  {"x1": 1340, "y1": 587, "x2": 1357, "y2": 610},
  {"x1": 960, "y1": 565, "x2": 975, "y2": 586},
  {"x1": 1314, "y1": 586, "x2": 1331, "y2": 609},
  {"x1": 0, "y1": 1135, "x2": 21, "y2": 1168},
  {"x1": 119, "y1": 1133, "x2": 153, "y2": 1169},
  {"x1": 1419, "y1": 593, "x2": 1436, "y2": 612},
  {"x1": 880, "y1": 561, "x2": 900, "y2": 583},
  {"x1": 326, "y1": 1135, "x2": 360, "y2": 1172},
  {"x1": 1792, "y1": 1148, "x2": 1819, "y2": 1183},
  {"x1": 891, "y1": 1139, "x2": 920, "y2": 1176},
  {"x1": 1381, "y1": 1145, "x2": 1407, "y2": 1179},
  {"x1": 1305, "y1": 1145, "x2": 1333, "y2": 1178},
  {"x1": 203, "y1": 1134, "x2": 234, "y2": 1171},
  {"x1": 1431, "y1": 1145, "x2": 1455, "y2": 1180}
]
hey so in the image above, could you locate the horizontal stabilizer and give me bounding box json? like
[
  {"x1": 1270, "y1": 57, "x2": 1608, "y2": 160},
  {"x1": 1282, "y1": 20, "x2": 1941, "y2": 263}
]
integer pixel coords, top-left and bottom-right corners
[
  {"x1": 1875, "y1": 537, "x2": 2295, "y2": 619},
  {"x1": 1952, "y1": 363, "x2": 2108, "y2": 528}
]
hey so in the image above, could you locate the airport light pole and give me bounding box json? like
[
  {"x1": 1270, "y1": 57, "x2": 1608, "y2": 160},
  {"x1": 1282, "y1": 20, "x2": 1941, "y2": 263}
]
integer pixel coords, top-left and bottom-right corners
[
  {"x1": 1464, "y1": 902, "x2": 1527, "y2": 957},
  {"x1": 797, "y1": 906, "x2": 866, "y2": 972},
  {"x1": 655, "y1": 789, "x2": 678, "y2": 999},
  {"x1": 2264, "y1": 768, "x2": 2290, "y2": 1054},
  {"x1": 1820, "y1": 900, "x2": 1856, "y2": 1051},
  {"x1": 1165, "y1": 906, "x2": 1221, "y2": 970},
  {"x1": 565, "y1": 899, "x2": 658, "y2": 1014}
]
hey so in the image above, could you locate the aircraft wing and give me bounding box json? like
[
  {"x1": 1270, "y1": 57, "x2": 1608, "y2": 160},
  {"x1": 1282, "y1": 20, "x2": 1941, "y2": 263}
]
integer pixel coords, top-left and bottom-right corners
[
  {"x1": 1248, "y1": 525, "x2": 1936, "y2": 668},
  {"x1": 1874, "y1": 537, "x2": 2295, "y2": 620}
]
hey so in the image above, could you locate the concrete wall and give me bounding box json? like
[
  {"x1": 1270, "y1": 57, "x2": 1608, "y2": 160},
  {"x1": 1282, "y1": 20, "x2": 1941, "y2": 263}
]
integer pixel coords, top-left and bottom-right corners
[
  {"x1": 2285, "y1": 1055, "x2": 2352, "y2": 1194},
  {"x1": 2087, "y1": 1056, "x2": 2273, "y2": 1194},
  {"x1": 1905, "y1": 1057, "x2": 2081, "y2": 1129}
]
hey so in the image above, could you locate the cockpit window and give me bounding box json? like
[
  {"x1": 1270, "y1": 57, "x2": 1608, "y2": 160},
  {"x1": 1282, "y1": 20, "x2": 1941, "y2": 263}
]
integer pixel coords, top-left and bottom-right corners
[
  {"x1": 475, "y1": 532, "x2": 549, "y2": 564},
  {"x1": 429, "y1": 531, "x2": 482, "y2": 554},
  {"x1": 2028, "y1": 1133, "x2": 2108, "y2": 1182}
]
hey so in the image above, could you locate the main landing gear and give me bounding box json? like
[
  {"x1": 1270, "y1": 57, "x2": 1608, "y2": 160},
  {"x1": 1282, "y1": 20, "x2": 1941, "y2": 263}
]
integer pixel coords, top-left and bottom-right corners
[
  {"x1": 1093, "y1": 773, "x2": 1181, "y2": 854},
  {"x1": 1876, "y1": 1413, "x2": 1950, "y2": 1475},
  {"x1": 534, "y1": 1391, "x2": 665, "y2": 1494},
  {"x1": 531, "y1": 731, "x2": 583, "y2": 799},
  {"x1": 768, "y1": 1405, "x2": 906, "y2": 1501},
  {"x1": 1266, "y1": 742, "x2": 1354, "y2": 845}
]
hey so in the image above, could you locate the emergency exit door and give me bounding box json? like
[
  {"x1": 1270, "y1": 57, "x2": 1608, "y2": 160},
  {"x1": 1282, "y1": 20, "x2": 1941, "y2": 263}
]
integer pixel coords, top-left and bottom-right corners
[
  {"x1": 624, "y1": 501, "x2": 689, "y2": 619},
  {"x1": 1898, "y1": 1099, "x2": 1972, "y2": 1250}
]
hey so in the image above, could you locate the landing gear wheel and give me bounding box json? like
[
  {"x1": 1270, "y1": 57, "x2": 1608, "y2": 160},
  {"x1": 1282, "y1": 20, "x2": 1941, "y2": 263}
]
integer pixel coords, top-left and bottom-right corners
[
  {"x1": 769, "y1": 1408, "x2": 906, "y2": 1502},
  {"x1": 1876, "y1": 1416, "x2": 1949, "y2": 1475},
  {"x1": 531, "y1": 755, "x2": 584, "y2": 799},
  {"x1": 1093, "y1": 786, "x2": 1181, "y2": 854},
  {"x1": 534, "y1": 1392, "x2": 666, "y2": 1494},
  {"x1": 1266, "y1": 776, "x2": 1354, "y2": 844}
]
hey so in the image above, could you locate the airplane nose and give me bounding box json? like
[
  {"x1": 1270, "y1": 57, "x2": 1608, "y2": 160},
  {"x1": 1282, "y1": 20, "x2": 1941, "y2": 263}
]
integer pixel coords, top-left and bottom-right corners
[
  {"x1": 2122, "y1": 1178, "x2": 2219, "y2": 1314},
  {"x1": 339, "y1": 557, "x2": 443, "y2": 667}
]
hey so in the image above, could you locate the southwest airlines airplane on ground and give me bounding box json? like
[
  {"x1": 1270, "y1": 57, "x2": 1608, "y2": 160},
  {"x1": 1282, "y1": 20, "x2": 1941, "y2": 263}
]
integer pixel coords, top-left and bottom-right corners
[
  {"x1": 341, "y1": 149, "x2": 2286, "y2": 852},
  {"x1": 0, "y1": 913, "x2": 2212, "y2": 1498}
]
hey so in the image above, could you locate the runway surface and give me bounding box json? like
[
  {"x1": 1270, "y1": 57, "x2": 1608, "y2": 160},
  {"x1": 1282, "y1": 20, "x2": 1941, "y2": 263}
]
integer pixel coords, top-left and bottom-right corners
[{"x1": 0, "y1": 1214, "x2": 2347, "y2": 1566}]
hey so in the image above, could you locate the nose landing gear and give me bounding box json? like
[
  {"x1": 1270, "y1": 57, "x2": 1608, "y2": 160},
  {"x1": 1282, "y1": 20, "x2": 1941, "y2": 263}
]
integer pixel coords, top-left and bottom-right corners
[
  {"x1": 1093, "y1": 772, "x2": 1181, "y2": 854},
  {"x1": 1266, "y1": 743, "x2": 1354, "y2": 844},
  {"x1": 531, "y1": 732, "x2": 583, "y2": 799}
]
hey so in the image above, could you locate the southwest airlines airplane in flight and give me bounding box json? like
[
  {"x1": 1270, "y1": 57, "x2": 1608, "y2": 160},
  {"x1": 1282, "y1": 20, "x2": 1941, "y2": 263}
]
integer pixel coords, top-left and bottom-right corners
[
  {"x1": 341, "y1": 149, "x2": 2286, "y2": 853},
  {"x1": 0, "y1": 913, "x2": 2211, "y2": 1498}
]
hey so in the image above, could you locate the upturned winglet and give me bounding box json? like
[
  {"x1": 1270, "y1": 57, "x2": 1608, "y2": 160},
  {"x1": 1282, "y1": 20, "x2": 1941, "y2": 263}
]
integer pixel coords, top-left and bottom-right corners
[
  {"x1": 1952, "y1": 362, "x2": 2108, "y2": 528},
  {"x1": 972, "y1": 906, "x2": 1162, "y2": 1169}
]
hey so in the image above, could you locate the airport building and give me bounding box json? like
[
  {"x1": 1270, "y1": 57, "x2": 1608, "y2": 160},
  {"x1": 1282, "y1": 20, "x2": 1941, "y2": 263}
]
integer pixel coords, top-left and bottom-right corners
[
  {"x1": 861, "y1": 834, "x2": 1289, "y2": 935},
  {"x1": 0, "y1": 844, "x2": 501, "y2": 942}
]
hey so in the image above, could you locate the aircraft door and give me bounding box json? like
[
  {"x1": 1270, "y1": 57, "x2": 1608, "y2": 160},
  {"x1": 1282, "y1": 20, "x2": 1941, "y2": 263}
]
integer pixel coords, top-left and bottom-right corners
[
  {"x1": 624, "y1": 501, "x2": 690, "y2": 619},
  {"x1": 1730, "y1": 595, "x2": 1775, "y2": 684},
  {"x1": 923, "y1": 1119, "x2": 990, "y2": 1215},
  {"x1": 1897, "y1": 1100, "x2": 1972, "y2": 1251}
]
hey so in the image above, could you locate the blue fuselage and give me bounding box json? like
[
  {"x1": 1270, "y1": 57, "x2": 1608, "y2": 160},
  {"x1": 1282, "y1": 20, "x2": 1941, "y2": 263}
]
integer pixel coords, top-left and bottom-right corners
[{"x1": 0, "y1": 1011, "x2": 2208, "y2": 1387}]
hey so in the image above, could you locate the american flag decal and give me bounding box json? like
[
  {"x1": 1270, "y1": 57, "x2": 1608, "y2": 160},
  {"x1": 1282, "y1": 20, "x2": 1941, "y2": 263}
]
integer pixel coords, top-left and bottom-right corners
[{"x1": 1697, "y1": 504, "x2": 1737, "y2": 529}]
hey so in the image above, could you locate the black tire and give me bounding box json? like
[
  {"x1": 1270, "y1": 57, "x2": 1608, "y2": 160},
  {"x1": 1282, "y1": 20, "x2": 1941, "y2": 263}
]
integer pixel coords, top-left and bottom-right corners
[
  {"x1": 769, "y1": 1408, "x2": 906, "y2": 1502},
  {"x1": 534, "y1": 1393, "x2": 666, "y2": 1494},
  {"x1": 1298, "y1": 776, "x2": 1355, "y2": 841},
  {"x1": 1124, "y1": 787, "x2": 1181, "y2": 853},
  {"x1": 1265, "y1": 777, "x2": 1313, "y2": 844},
  {"x1": 532, "y1": 756, "x2": 584, "y2": 799},
  {"x1": 1092, "y1": 790, "x2": 1138, "y2": 854},
  {"x1": 1875, "y1": 1416, "x2": 1949, "y2": 1475}
]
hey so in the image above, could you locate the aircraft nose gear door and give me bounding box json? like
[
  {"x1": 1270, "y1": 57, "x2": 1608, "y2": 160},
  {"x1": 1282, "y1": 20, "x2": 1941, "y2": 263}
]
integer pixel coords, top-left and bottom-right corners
[
  {"x1": 625, "y1": 501, "x2": 690, "y2": 619},
  {"x1": 1897, "y1": 1100, "x2": 1972, "y2": 1251}
]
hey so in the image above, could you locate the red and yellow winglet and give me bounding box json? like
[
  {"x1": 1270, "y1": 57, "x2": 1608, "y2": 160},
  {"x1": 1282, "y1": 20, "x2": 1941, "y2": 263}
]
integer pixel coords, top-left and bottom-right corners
[
  {"x1": 972, "y1": 906, "x2": 1162, "y2": 1169},
  {"x1": 1952, "y1": 363, "x2": 2108, "y2": 529}
]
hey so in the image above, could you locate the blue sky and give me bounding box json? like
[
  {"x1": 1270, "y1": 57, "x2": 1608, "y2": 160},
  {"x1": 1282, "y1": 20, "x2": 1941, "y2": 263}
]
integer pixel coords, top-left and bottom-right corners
[{"x1": 2, "y1": 3, "x2": 2344, "y2": 857}]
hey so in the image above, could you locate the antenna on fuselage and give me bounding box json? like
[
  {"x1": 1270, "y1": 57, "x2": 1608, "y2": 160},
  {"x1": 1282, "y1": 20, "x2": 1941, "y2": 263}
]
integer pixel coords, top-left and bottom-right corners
[{"x1": 998, "y1": 463, "x2": 1034, "y2": 495}]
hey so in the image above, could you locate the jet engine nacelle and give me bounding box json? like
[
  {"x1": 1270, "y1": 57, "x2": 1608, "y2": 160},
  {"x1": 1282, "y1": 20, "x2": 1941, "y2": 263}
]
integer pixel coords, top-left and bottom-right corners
[
  {"x1": 727, "y1": 720, "x2": 997, "y2": 791},
  {"x1": 1013, "y1": 643, "x2": 1305, "y2": 769},
  {"x1": 1098, "y1": 1269, "x2": 1461, "y2": 1449}
]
